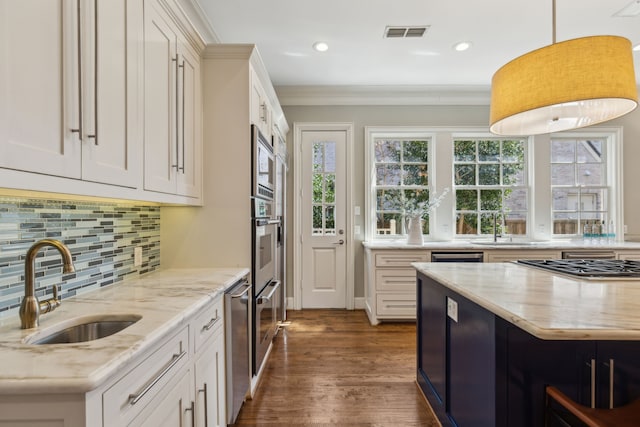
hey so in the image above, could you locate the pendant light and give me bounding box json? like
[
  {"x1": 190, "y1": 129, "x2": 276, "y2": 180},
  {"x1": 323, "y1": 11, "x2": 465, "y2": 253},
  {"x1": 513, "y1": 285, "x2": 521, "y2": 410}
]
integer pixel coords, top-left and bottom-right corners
[{"x1": 489, "y1": 0, "x2": 638, "y2": 136}]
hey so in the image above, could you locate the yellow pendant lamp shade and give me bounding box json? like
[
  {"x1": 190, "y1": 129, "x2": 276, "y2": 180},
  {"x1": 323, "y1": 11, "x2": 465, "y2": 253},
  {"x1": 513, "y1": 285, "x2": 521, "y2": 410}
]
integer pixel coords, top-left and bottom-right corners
[{"x1": 490, "y1": 35, "x2": 638, "y2": 136}]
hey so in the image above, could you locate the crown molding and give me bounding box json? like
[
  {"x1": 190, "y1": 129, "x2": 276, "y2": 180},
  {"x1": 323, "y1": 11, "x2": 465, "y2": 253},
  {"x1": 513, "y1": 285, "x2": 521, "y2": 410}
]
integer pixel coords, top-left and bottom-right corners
[
  {"x1": 175, "y1": 0, "x2": 221, "y2": 44},
  {"x1": 274, "y1": 85, "x2": 492, "y2": 106}
]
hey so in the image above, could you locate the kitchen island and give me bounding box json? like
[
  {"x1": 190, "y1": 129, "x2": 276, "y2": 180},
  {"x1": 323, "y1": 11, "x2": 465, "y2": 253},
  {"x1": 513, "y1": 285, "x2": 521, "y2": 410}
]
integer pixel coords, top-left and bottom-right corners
[{"x1": 414, "y1": 262, "x2": 640, "y2": 427}]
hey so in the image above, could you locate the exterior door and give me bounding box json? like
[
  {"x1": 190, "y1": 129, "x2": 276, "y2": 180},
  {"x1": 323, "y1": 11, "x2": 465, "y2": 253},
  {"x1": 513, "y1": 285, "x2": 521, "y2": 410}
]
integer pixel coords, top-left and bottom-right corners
[{"x1": 301, "y1": 130, "x2": 347, "y2": 308}]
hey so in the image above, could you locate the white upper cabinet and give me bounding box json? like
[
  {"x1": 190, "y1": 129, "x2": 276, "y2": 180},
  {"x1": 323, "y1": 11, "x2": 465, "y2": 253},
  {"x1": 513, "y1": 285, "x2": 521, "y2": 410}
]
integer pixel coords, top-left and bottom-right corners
[
  {"x1": 250, "y1": 68, "x2": 272, "y2": 141},
  {"x1": 81, "y1": 0, "x2": 142, "y2": 187},
  {"x1": 0, "y1": 0, "x2": 141, "y2": 188},
  {"x1": 144, "y1": 0, "x2": 202, "y2": 199},
  {"x1": 0, "y1": 0, "x2": 81, "y2": 178},
  {"x1": 176, "y1": 39, "x2": 202, "y2": 198}
]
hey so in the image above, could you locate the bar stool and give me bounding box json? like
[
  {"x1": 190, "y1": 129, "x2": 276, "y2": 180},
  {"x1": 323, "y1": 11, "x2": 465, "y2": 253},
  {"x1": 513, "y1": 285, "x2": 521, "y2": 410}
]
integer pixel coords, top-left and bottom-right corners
[{"x1": 545, "y1": 385, "x2": 640, "y2": 426}]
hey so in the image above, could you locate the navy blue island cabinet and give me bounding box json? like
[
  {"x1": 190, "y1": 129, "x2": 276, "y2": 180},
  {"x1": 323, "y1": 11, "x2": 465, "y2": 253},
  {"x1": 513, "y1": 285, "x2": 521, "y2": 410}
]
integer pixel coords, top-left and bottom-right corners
[{"x1": 416, "y1": 272, "x2": 640, "y2": 427}]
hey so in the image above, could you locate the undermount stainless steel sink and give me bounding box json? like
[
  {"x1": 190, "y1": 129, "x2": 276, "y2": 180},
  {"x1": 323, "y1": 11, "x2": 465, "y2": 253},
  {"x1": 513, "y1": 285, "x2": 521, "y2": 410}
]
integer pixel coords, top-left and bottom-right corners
[{"x1": 24, "y1": 314, "x2": 142, "y2": 345}]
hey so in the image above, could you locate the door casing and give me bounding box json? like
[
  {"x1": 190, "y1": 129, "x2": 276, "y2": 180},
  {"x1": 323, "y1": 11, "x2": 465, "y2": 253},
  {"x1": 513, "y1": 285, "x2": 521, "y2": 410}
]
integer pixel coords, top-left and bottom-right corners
[{"x1": 293, "y1": 122, "x2": 354, "y2": 310}]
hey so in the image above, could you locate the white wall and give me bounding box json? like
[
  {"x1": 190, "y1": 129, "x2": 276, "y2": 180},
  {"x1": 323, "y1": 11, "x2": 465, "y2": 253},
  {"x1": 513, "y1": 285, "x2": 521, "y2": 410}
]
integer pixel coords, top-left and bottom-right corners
[{"x1": 281, "y1": 103, "x2": 640, "y2": 298}]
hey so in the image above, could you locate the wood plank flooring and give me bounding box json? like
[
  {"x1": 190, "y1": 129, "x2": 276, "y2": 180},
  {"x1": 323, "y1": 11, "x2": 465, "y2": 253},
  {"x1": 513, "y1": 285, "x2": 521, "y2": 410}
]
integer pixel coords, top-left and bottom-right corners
[{"x1": 233, "y1": 309, "x2": 440, "y2": 426}]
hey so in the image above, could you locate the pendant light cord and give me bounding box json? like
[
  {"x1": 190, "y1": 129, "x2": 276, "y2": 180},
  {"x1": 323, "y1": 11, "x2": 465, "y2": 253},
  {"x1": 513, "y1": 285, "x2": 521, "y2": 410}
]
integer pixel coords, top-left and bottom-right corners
[{"x1": 552, "y1": 0, "x2": 557, "y2": 44}]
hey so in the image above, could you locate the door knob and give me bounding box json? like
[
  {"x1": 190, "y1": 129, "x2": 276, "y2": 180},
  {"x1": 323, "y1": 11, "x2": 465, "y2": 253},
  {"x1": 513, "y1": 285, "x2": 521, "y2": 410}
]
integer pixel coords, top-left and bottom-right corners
[{"x1": 334, "y1": 239, "x2": 344, "y2": 245}]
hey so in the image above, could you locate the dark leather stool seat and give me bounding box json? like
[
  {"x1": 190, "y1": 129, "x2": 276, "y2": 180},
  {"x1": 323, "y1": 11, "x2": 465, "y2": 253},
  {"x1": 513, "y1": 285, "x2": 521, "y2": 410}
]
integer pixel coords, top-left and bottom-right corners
[{"x1": 546, "y1": 385, "x2": 640, "y2": 427}]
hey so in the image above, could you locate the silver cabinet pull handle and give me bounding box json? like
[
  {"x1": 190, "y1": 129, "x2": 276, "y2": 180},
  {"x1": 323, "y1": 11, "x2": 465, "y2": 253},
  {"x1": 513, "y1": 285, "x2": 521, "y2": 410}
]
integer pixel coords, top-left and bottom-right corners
[
  {"x1": 179, "y1": 59, "x2": 185, "y2": 172},
  {"x1": 88, "y1": 0, "x2": 98, "y2": 145},
  {"x1": 172, "y1": 54, "x2": 180, "y2": 171},
  {"x1": 70, "y1": 0, "x2": 83, "y2": 139},
  {"x1": 128, "y1": 350, "x2": 187, "y2": 405},
  {"x1": 609, "y1": 358, "x2": 615, "y2": 409},
  {"x1": 202, "y1": 313, "x2": 220, "y2": 331},
  {"x1": 198, "y1": 383, "x2": 209, "y2": 427},
  {"x1": 590, "y1": 358, "x2": 596, "y2": 408},
  {"x1": 184, "y1": 400, "x2": 195, "y2": 427}
]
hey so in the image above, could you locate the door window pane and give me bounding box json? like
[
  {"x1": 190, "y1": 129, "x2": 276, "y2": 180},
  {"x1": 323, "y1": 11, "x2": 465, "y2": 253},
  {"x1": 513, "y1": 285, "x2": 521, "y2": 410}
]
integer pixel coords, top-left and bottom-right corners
[{"x1": 312, "y1": 141, "x2": 338, "y2": 236}]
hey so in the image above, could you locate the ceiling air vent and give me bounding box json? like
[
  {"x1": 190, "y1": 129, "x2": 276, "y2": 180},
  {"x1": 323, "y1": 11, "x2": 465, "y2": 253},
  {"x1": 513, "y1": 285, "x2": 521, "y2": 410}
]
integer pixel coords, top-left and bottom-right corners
[{"x1": 384, "y1": 26, "x2": 429, "y2": 38}]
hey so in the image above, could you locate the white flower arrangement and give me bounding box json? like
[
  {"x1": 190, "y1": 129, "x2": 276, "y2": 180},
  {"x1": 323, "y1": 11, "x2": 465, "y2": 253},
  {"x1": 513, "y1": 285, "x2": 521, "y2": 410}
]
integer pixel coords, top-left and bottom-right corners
[{"x1": 401, "y1": 187, "x2": 450, "y2": 219}]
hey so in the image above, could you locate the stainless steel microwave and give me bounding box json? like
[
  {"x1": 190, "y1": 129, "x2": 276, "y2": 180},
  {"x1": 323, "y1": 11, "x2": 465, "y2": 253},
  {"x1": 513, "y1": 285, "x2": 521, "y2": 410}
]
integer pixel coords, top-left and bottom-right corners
[{"x1": 252, "y1": 124, "x2": 274, "y2": 200}]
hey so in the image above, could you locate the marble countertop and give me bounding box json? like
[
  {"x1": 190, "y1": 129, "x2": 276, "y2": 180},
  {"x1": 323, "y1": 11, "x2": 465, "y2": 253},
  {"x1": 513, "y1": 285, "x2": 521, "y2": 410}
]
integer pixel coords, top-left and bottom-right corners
[
  {"x1": 0, "y1": 267, "x2": 248, "y2": 395},
  {"x1": 414, "y1": 262, "x2": 640, "y2": 341},
  {"x1": 364, "y1": 240, "x2": 640, "y2": 250}
]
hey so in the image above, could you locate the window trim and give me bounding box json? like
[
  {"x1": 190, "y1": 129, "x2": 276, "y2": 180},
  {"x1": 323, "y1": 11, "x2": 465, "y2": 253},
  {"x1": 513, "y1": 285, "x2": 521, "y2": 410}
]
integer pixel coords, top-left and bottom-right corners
[
  {"x1": 451, "y1": 133, "x2": 529, "y2": 237},
  {"x1": 364, "y1": 126, "x2": 624, "y2": 242},
  {"x1": 547, "y1": 127, "x2": 623, "y2": 240}
]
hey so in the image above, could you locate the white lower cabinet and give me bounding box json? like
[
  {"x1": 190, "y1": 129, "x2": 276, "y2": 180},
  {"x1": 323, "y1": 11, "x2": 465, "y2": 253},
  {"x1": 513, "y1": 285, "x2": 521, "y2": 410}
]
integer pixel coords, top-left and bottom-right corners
[
  {"x1": 130, "y1": 368, "x2": 194, "y2": 427},
  {"x1": 103, "y1": 326, "x2": 190, "y2": 427},
  {"x1": 364, "y1": 248, "x2": 430, "y2": 325},
  {"x1": 194, "y1": 330, "x2": 226, "y2": 427},
  {"x1": 0, "y1": 297, "x2": 226, "y2": 427},
  {"x1": 192, "y1": 295, "x2": 226, "y2": 427},
  {"x1": 616, "y1": 250, "x2": 640, "y2": 260}
]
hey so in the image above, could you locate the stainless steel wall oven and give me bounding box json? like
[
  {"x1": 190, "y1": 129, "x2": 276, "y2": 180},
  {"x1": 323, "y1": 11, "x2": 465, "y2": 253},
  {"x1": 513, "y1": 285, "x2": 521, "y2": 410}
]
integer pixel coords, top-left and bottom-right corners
[
  {"x1": 251, "y1": 125, "x2": 281, "y2": 376},
  {"x1": 251, "y1": 200, "x2": 281, "y2": 375}
]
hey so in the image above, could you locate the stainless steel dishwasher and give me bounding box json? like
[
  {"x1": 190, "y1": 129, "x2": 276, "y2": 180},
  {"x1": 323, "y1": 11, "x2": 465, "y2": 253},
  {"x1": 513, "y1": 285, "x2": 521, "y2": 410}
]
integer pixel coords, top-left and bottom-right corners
[
  {"x1": 431, "y1": 252, "x2": 484, "y2": 262},
  {"x1": 225, "y1": 277, "x2": 251, "y2": 425}
]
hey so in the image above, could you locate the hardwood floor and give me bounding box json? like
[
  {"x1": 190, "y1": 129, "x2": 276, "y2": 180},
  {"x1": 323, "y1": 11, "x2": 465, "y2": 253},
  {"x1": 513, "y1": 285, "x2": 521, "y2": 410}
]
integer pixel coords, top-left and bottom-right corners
[{"x1": 233, "y1": 309, "x2": 440, "y2": 426}]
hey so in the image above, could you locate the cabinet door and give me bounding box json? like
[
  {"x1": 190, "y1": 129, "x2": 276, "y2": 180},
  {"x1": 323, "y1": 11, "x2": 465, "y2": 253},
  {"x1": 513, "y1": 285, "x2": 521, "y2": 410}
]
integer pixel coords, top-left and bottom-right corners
[
  {"x1": 176, "y1": 40, "x2": 202, "y2": 198},
  {"x1": 417, "y1": 275, "x2": 447, "y2": 404},
  {"x1": 143, "y1": 0, "x2": 178, "y2": 194},
  {"x1": 131, "y1": 368, "x2": 193, "y2": 427},
  {"x1": 250, "y1": 69, "x2": 271, "y2": 139},
  {"x1": 0, "y1": 0, "x2": 81, "y2": 178},
  {"x1": 81, "y1": 0, "x2": 141, "y2": 187},
  {"x1": 485, "y1": 250, "x2": 562, "y2": 262},
  {"x1": 195, "y1": 333, "x2": 226, "y2": 427},
  {"x1": 447, "y1": 292, "x2": 496, "y2": 427},
  {"x1": 505, "y1": 326, "x2": 593, "y2": 427},
  {"x1": 596, "y1": 342, "x2": 640, "y2": 408}
]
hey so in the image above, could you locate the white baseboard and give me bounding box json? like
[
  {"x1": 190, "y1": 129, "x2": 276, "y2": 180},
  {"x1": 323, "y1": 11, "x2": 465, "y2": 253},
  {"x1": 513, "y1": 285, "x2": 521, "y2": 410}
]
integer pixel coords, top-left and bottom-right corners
[{"x1": 285, "y1": 297, "x2": 366, "y2": 310}]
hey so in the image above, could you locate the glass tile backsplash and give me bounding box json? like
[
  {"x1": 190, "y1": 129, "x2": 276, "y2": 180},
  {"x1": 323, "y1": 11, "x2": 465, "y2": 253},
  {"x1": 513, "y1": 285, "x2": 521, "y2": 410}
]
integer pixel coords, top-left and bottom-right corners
[{"x1": 0, "y1": 197, "x2": 160, "y2": 317}]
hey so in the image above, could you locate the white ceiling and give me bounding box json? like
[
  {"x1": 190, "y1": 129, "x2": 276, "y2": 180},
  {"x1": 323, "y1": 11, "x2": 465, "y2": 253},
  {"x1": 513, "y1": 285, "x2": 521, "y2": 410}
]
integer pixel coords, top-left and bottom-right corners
[{"x1": 191, "y1": 0, "x2": 640, "y2": 89}]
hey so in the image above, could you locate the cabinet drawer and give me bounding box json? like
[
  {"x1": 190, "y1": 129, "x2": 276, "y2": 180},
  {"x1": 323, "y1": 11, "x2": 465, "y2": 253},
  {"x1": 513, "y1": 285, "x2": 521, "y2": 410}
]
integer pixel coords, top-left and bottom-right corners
[
  {"x1": 485, "y1": 250, "x2": 561, "y2": 263},
  {"x1": 375, "y1": 252, "x2": 429, "y2": 268},
  {"x1": 375, "y1": 269, "x2": 416, "y2": 292},
  {"x1": 103, "y1": 325, "x2": 190, "y2": 427},
  {"x1": 376, "y1": 294, "x2": 416, "y2": 317},
  {"x1": 193, "y1": 295, "x2": 224, "y2": 353}
]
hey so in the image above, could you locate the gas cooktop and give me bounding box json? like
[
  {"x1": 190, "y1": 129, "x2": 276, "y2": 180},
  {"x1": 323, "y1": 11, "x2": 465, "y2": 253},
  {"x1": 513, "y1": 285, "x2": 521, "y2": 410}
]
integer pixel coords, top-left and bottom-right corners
[{"x1": 516, "y1": 259, "x2": 640, "y2": 279}]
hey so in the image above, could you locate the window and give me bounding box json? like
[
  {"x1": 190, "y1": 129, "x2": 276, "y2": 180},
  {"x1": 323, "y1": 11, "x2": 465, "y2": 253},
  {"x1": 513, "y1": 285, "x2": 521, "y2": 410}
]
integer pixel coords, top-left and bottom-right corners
[
  {"x1": 364, "y1": 126, "x2": 622, "y2": 242},
  {"x1": 373, "y1": 137, "x2": 431, "y2": 236},
  {"x1": 453, "y1": 138, "x2": 527, "y2": 236},
  {"x1": 550, "y1": 137, "x2": 608, "y2": 236}
]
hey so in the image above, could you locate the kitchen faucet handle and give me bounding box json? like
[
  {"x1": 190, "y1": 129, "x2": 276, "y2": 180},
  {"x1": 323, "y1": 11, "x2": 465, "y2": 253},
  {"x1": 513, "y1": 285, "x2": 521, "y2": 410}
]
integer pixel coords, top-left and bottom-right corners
[{"x1": 39, "y1": 285, "x2": 61, "y2": 315}]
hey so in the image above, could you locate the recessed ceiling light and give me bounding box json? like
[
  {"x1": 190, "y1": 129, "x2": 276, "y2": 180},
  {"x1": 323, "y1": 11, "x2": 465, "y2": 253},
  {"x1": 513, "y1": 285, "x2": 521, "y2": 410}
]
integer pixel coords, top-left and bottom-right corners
[
  {"x1": 453, "y1": 41, "x2": 472, "y2": 52},
  {"x1": 312, "y1": 42, "x2": 329, "y2": 52}
]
